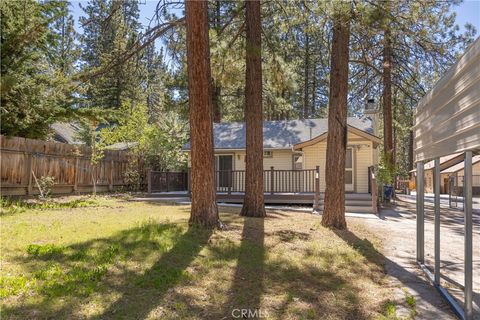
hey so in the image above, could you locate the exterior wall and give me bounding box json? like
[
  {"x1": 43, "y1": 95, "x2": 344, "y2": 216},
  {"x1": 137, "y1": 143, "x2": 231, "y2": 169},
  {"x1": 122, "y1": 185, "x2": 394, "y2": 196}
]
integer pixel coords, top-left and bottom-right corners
[
  {"x1": 457, "y1": 162, "x2": 480, "y2": 178},
  {"x1": 302, "y1": 132, "x2": 376, "y2": 193},
  {"x1": 228, "y1": 149, "x2": 294, "y2": 171},
  {"x1": 424, "y1": 169, "x2": 434, "y2": 193}
]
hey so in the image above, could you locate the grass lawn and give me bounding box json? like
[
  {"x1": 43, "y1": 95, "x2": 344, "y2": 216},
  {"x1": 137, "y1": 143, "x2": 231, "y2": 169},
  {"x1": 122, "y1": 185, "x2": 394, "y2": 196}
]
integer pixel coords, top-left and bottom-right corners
[{"x1": 1, "y1": 196, "x2": 394, "y2": 319}]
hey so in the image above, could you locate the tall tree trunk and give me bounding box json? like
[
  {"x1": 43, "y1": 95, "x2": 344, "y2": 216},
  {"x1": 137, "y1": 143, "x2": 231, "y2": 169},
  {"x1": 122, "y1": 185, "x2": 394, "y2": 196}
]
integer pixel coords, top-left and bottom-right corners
[
  {"x1": 303, "y1": 34, "x2": 310, "y2": 119},
  {"x1": 185, "y1": 0, "x2": 219, "y2": 227},
  {"x1": 321, "y1": 6, "x2": 350, "y2": 230},
  {"x1": 383, "y1": 27, "x2": 394, "y2": 173},
  {"x1": 241, "y1": 0, "x2": 265, "y2": 218},
  {"x1": 212, "y1": 0, "x2": 222, "y2": 123}
]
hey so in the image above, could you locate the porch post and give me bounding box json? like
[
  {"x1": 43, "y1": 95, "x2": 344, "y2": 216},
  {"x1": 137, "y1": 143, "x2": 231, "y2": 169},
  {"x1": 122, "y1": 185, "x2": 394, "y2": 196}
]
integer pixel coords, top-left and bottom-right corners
[
  {"x1": 464, "y1": 151, "x2": 473, "y2": 320},
  {"x1": 434, "y1": 157, "x2": 441, "y2": 284},
  {"x1": 416, "y1": 161, "x2": 424, "y2": 264},
  {"x1": 228, "y1": 170, "x2": 232, "y2": 195},
  {"x1": 270, "y1": 166, "x2": 274, "y2": 195},
  {"x1": 187, "y1": 167, "x2": 191, "y2": 197},
  {"x1": 314, "y1": 166, "x2": 320, "y2": 212}
]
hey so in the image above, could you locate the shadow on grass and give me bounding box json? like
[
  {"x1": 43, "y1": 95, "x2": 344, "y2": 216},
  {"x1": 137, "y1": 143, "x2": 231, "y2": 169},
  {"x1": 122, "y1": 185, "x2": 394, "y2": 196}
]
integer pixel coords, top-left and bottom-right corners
[
  {"x1": 222, "y1": 216, "x2": 265, "y2": 318},
  {"x1": 4, "y1": 221, "x2": 213, "y2": 319}
]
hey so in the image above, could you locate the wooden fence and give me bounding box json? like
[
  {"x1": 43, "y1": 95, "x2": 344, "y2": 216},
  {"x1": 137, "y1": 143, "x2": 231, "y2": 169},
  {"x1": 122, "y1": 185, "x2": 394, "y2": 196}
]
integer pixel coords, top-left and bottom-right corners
[{"x1": 0, "y1": 135, "x2": 141, "y2": 197}]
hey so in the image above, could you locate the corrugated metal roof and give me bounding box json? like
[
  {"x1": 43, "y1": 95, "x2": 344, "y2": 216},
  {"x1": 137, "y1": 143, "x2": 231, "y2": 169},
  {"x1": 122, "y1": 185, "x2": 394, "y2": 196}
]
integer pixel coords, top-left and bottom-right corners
[
  {"x1": 183, "y1": 117, "x2": 374, "y2": 150},
  {"x1": 414, "y1": 37, "x2": 480, "y2": 162}
]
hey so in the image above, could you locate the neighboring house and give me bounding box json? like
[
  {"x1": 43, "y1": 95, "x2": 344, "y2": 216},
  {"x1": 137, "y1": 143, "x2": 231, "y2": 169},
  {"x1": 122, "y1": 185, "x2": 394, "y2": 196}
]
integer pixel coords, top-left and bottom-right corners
[
  {"x1": 50, "y1": 122, "x2": 84, "y2": 144},
  {"x1": 50, "y1": 122, "x2": 132, "y2": 151},
  {"x1": 183, "y1": 116, "x2": 381, "y2": 194},
  {"x1": 441, "y1": 155, "x2": 480, "y2": 195},
  {"x1": 409, "y1": 153, "x2": 464, "y2": 193}
]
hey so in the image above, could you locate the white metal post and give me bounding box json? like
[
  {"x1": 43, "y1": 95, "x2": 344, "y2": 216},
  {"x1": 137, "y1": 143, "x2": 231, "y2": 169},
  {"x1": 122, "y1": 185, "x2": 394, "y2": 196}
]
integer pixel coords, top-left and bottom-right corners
[
  {"x1": 464, "y1": 151, "x2": 473, "y2": 320},
  {"x1": 417, "y1": 161, "x2": 425, "y2": 264},
  {"x1": 434, "y1": 157, "x2": 441, "y2": 284}
]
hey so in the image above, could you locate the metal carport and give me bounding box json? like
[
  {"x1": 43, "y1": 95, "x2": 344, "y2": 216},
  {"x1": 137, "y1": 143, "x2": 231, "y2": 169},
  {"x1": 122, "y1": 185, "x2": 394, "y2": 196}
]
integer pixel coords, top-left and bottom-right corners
[{"x1": 414, "y1": 36, "x2": 480, "y2": 319}]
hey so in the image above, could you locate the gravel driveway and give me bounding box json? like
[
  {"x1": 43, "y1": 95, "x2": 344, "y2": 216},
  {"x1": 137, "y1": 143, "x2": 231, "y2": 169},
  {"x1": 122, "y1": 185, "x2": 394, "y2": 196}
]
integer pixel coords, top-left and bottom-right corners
[{"x1": 355, "y1": 199, "x2": 480, "y2": 319}]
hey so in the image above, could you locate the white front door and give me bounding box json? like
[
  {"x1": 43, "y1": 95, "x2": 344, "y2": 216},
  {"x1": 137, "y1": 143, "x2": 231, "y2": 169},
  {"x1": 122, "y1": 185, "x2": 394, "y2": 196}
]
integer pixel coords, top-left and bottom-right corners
[{"x1": 345, "y1": 148, "x2": 354, "y2": 192}]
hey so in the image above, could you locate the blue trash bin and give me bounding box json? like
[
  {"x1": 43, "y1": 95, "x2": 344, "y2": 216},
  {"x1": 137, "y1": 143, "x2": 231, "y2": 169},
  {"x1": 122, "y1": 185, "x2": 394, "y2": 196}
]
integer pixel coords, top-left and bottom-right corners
[{"x1": 384, "y1": 185, "x2": 394, "y2": 200}]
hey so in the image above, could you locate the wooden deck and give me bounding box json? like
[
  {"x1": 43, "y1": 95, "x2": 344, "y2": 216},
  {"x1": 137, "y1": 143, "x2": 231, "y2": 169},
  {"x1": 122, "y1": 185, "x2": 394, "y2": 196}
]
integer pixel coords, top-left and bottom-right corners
[
  {"x1": 146, "y1": 169, "x2": 378, "y2": 213},
  {"x1": 145, "y1": 192, "x2": 374, "y2": 213}
]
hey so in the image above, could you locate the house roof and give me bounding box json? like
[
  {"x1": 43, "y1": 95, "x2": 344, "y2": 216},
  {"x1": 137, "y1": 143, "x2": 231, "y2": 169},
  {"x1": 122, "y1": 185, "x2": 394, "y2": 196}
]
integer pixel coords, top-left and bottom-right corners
[
  {"x1": 409, "y1": 153, "x2": 464, "y2": 173},
  {"x1": 50, "y1": 122, "x2": 84, "y2": 144},
  {"x1": 441, "y1": 155, "x2": 480, "y2": 174},
  {"x1": 50, "y1": 122, "x2": 133, "y2": 150},
  {"x1": 183, "y1": 117, "x2": 375, "y2": 150}
]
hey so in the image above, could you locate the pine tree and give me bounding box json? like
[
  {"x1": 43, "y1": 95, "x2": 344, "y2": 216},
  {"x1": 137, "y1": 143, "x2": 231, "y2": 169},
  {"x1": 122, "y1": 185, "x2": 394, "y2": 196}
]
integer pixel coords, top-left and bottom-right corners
[
  {"x1": 185, "y1": 0, "x2": 219, "y2": 228},
  {"x1": 79, "y1": 0, "x2": 143, "y2": 110},
  {"x1": 240, "y1": 0, "x2": 266, "y2": 218},
  {"x1": 0, "y1": 0, "x2": 77, "y2": 139},
  {"x1": 321, "y1": 2, "x2": 351, "y2": 230}
]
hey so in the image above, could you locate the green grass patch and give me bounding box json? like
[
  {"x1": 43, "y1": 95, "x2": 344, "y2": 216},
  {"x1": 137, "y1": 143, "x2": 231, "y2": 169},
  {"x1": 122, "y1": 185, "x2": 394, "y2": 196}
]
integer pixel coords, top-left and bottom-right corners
[
  {"x1": 26, "y1": 244, "x2": 64, "y2": 258},
  {"x1": 404, "y1": 289, "x2": 417, "y2": 318},
  {"x1": 1, "y1": 197, "x2": 100, "y2": 215},
  {"x1": 1, "y1": 197, "x2": 390, "y2": 319},
  {"x1": 381, "y1": 300, "x2": 397, "y2": 319}
]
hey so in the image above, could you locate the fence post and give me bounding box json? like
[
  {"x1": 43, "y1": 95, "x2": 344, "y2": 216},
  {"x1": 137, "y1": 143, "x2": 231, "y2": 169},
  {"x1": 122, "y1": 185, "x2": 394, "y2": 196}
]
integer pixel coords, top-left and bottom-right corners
[
  {"x1": 166, "y1": 169, "x2": 170, "y2": 192},
  {"x1": 147, "y1": 169, "x2": 152, "y2": 194},
  {"x1": 109, "y1": 160, "x2": 114, "y2": 191},
  {"x1": 270, "y1": 166, "x2": 274, "y2": 195},
  {"x1": 314, "y1": 166, "x2": 320, "y2": 212},
  {"x1": 73, "y1": 156, "x2": 79, "y2": 193},
  {"x1": 25, "y1": 153, "x2": 33, "y2": 195}
]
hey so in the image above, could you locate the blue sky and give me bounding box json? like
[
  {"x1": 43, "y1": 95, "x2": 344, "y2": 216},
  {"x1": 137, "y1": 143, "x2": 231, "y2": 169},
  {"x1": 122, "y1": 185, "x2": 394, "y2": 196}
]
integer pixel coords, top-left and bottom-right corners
[{"x1": 453, "y1": 0, "x2": 480, "y2": 31}]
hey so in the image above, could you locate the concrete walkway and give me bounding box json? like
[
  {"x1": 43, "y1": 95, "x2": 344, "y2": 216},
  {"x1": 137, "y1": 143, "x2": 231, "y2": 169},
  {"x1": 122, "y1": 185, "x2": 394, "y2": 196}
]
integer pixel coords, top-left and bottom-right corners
[{"x1": 355, "y1": 200, "x2": 480, "y2": 319}]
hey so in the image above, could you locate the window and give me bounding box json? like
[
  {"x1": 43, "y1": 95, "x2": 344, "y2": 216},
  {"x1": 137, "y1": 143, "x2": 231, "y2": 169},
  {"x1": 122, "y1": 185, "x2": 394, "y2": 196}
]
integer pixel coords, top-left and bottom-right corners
[
  {"x1": 345, "y1": 148, "x2": 354, "y2": 185},
  {"x1": 264, "y1": 151, "x2": 273, "y2": 158},
  {"x1": 293, "y1": 153, "x2": 303, "y2": 170}
]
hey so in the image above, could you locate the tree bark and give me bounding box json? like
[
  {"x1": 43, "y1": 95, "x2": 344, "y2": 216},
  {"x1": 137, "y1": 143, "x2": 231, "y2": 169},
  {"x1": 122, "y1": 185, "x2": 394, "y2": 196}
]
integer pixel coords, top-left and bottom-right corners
[
  {"x1": 212, "y1": 80, "x2": 221, "y2": 123},
  {"x1": 321, "y1": 6, "x2": 350, "y2": 230},
  {"x1": 383, "y1": 27, "x2": 394, "y2": 172},
  {"x1": 185, "y1": 0, "x2": 219, "y2": 227},
  {"x1": 240, "y1": 0, "x2": 265, "y2": 218}
]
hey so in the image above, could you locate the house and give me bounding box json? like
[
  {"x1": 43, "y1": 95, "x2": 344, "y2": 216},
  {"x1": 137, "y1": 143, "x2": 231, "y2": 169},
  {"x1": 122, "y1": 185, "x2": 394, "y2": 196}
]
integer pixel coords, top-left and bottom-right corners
[
  {"x1": 50, "y1": 122, "x2": 84, "y2": 144},
  {"x1": 409, "y1": 153, "x2": 464, "y2": 193},
  {"x1": 50, "y1": 122, "x2": 132, "y2": 150},
  {"x1": 183, "y1": 116, "x2": 381, "y2": 194},
  {"x1": 441, "y1": 155, "x2": 480, "y2": 195}
]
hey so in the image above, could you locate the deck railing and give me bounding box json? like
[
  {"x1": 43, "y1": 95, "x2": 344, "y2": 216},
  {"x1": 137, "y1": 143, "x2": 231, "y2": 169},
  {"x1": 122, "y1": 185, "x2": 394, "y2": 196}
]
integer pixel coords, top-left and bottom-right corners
[
  {"x1": 148, "y1": 167, "x2": 320, "y2": 195},
  {"x1": 368, "y1": 166, "x2": 378, "y2": 214}
]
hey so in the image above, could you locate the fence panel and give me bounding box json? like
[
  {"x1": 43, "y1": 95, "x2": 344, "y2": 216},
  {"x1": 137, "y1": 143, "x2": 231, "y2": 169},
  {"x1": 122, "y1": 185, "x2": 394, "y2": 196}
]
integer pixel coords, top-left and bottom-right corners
[
  {"x1": 150, "y1": 171, "x2": 188, "y2": 192},
  {"x1": 0, "y1": 135, "x2": 138, "y2": 196}
]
